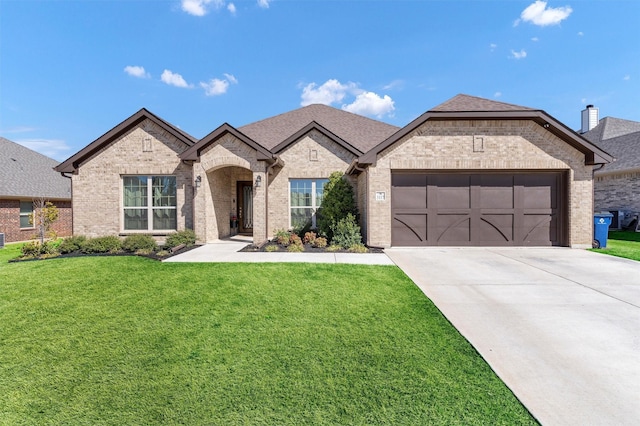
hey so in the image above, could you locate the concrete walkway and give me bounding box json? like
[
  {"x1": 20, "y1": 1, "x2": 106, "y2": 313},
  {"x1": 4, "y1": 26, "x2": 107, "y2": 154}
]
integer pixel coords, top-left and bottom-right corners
[
  {"x1": 164, "y1": 237, "x2": 395, "y2": 265},
  {"x1": 385, "y1": 247, "x2": 640, "y2": 426}
]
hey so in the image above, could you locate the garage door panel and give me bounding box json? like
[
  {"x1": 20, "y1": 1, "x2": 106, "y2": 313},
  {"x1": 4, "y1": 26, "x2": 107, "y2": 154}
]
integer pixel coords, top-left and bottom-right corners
[
  {"x1": 392, "y1": 214, "x2": 427, "y2": 245},
  {"x1": 436, "y1": 215, "x2": 470, "y2": 243},
  {"x1": 392, "y1": 171, "x2": 564, "y2": 246},
  {"x1": 480, "y1": 215, "x2": 513, "y2": 242}
]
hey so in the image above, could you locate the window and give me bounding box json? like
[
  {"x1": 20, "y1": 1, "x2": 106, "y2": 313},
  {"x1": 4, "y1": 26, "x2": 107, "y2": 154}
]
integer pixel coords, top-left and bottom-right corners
[
  {"x1": 123, "y1": 176, "x2": 177, "y2": 231},
  {"x1": 290, "y1": 178, "x2": 328, "y2": 228},
  {"x1": 20, "y1": 201, "x2": 33, "y2": 228}
]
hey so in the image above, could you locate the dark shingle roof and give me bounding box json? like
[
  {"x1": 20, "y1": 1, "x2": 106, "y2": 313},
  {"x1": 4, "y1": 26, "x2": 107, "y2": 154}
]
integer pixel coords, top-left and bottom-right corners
[
  {"x1": 0, "y1": 137, "x2": 71, "y2": 199},
  {"x1": 583, "y1": 117, "x2": 640, "y2": 173},
  {"x1": 430, "y1": 94, "x2": 535, "y2": 112},
  {"x1": 238, "y1": 104, "x2": 400, "y2": 153}
]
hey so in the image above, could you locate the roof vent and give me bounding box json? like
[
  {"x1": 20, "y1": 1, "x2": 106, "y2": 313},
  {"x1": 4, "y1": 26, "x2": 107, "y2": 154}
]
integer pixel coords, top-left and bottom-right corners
[{"x1": 581, "y1": 104, "x2": 599, "y2": 134}]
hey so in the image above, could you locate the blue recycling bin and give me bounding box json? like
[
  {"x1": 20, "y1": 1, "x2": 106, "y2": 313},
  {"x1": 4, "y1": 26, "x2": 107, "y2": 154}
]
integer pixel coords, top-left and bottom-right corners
[{"x1": 593, "y1": 212, "x2": 614, "y2": 248}]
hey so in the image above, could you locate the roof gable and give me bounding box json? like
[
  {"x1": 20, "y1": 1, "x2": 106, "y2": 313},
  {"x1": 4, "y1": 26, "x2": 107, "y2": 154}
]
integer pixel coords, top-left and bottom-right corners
[
  {"x1": 584, "y1": 117, "x2": 640, "y2": 142},
  {"x1": 359, "y1": 94, "x2": 613, "y2": 166},
  {"x1": 55, "y1": 108, "x2": 196, "y2": 173},
  {"x1": 238, "y1": 104, "x2": 399, "y2": 153},
  {"x1": 270, "y1": 121, "x2": 363, "y2": 156},
  {"x1": 180, "y1": 123, "x2": 274, "y2": 162},
  {"x1": 0, "y1": 137, "x2": 71, "y2": 199}
]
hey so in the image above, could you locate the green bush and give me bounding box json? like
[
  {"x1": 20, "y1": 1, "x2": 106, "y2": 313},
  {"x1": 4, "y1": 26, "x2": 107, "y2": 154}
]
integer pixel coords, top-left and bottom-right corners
[
  {"x1": 274, "y1": 229, "x2": 291, "y2": 246},
  {"x1": 265, "y1": 245, "x2": 280, "y2": 252},
  {"x1": 325, "y1": 244, "x2": 341, "y2": 252},
  {"x1": 122, "y1": 234, "x2": 157, "y2": 252},
  {"x1": 348, "y1": 243, "x2": 368, "y2": 253},
  {"x1": 330, "y1": 213, "x2": 362, "y2": 249},
  {"x1": 303, "y1": 231, "x2": 317, "y2": 244},
  {"x1": 287, "y1": 243, "x2": 304, "y2": 252},
  {"x1": 58, "y1": 236, "x2": 87, "y2": 254},
  {"x1": 313, "y1": 237, "x2": 328, "y2": 248},
  {"x1": 165, "y1": 229, "x2": 197, "y2": 249},
  {"x1": 20, "y1": 240, "x2": 59, "y2": 257},
  {"x1": 81, "y1": 236, "x2": 122, "y2": 254},
  {"x1": 317, "y1": 171, "x2": 358, "y2": 241},
  {"x1": 21, "y1": 241, "x2": 42, "y2": 257}
]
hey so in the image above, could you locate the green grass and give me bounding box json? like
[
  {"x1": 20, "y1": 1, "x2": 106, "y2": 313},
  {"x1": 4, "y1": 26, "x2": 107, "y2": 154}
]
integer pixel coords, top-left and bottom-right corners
[
  {"x1": 591, "y1": 231, "x2": 640, "y2": 262},
  {"x1": 0, "y1": 247, "x2": 535, "y2": 425}
]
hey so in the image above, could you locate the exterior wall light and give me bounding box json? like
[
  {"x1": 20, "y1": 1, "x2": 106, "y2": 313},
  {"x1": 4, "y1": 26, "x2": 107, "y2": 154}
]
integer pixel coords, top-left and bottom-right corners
[
  {"x1": 255, "y1": 175, "x2": 262, "y2": 188},
  {"x1": 195, "y1": 175, "x2": 202, "y2": 188}
]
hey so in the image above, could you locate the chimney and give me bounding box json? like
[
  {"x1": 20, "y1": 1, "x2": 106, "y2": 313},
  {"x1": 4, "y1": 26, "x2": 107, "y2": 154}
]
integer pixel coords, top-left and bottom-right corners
[{"x1": 580, "y1": 104, "x2": 599, "y2": 133}]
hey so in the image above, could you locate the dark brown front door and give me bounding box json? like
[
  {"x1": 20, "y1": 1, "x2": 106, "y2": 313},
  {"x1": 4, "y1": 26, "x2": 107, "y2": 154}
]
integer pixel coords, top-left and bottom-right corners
[
  {"x1": 391, "y1": 172, "x2": 565, "y2": 246},
  {"x1": 237, "y1": 181, "x2": 253, "y2": 235}
]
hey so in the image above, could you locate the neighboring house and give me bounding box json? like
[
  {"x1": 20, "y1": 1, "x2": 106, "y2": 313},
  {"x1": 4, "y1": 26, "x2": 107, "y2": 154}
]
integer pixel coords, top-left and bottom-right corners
[
  {"x1": 55, "y1": 94, "x2": 611, "y2": 248},
  {"x1": 0, "y1": 137, "x2": 72, "y2": 243},
  {"x1": 581, "y1": 105, "x2": 640, "y2": 215}
]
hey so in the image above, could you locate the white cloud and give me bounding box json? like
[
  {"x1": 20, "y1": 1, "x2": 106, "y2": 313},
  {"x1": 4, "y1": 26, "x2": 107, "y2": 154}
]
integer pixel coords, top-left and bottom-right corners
[
  {"x1": 342, "y1": 92, "x2": 395, "y2": 118},
  {"x1": 510, "y1": 49, "x2": 527, "y2": 59},
  {"x1": 578, "y1": 31, "x2": 584, "y2": 36},
  {"x1": 624, "y1": 75, "x2": 631, "y2": 81},
  {"x1": 300, "y1": 78, "x2": 395, "y2": 118},
  {"x1": 161, "y1": 69, "x2": 191, "y2": 88},
  {"x1": 16, "y1": 139, "x2": 72, "y2": 161},
  {"x1": 516, "y1": 1, "x2": 572, "y2": 27},
  {"x1": 200, "y1": 73, "x2": 237, "y2": 96},
  {"x1": 181, "y1": 0, "x2": 224, "y2": 16},
  {"x1": 257, "y1": 0, "x2": 270, "y2": 8},
  {"x1": 490, "y1": 43, "x2": 498, "y2": 51},
  {"x1": 124, "y1": 65, "x2": 150, "y2": 78},
  {"x1": 494, "y1": 92, "x2": 502, "y2": 98},
  {"x1": 382, "y1": 80, "x2": 403, "y2": 90},
  {"x1": 300, "y1": 79, "x2": 357, "y2": 106},
  {"x1": 531, "y1": 37, "x2": 539, "y2": 42}
]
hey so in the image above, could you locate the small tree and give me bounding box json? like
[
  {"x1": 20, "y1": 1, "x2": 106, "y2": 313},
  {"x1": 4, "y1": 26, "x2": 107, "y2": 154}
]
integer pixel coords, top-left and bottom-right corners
[
  {"x1": 317, "y1": 171, "x2": 358, "y2": 241},
  {"x1": 30, "y1": 198, "x2": 59, "y2": 244}
]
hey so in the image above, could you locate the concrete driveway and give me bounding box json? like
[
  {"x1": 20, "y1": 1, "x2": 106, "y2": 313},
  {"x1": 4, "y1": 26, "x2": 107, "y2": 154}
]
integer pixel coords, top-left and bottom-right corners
[{"x1": 385, "y1": 247, "x2": 640, "y2": 426}]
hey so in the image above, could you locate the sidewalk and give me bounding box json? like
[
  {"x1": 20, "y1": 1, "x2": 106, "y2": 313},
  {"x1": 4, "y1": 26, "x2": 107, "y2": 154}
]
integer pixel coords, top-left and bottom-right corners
[{"x1": 163, "y1": 237, "x2": 395, "y2": 265}]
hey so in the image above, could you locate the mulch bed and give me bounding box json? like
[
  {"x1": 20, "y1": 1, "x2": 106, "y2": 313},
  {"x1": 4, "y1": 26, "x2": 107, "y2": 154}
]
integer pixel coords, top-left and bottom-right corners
[
  {"x1": 240, "y1": 241, "x2": 384, "y2": 254},
  {"x1": 8, "y1": 244, "x2": 202, "y2": 263}
]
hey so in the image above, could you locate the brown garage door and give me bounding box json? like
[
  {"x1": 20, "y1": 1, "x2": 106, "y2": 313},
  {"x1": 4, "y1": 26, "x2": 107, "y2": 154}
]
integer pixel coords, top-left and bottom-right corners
[{"x1": 391, "y1": 172, "x2": 565, "y2": 246}]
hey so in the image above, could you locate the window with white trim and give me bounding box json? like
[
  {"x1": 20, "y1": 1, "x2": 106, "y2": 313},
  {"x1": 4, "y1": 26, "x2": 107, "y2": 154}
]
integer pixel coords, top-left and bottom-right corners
[
  {"x1": 19, "y1": 201, "x2": 33, "y2": 228},
  {"x1": 123, "y1": 176, "x2": 177, "y2": 231},
  {"x1": 289, "y1": 178, "x2": 328, "y2": 228}
]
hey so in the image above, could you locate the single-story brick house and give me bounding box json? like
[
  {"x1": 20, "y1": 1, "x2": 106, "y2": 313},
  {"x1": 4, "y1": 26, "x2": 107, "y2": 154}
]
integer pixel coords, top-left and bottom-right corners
[
  {"x1": 1, "y1": 137, "x2": 72, "y2": 243},
  {"x1": 55, "y1": 94, "x2": 612, "y2": 248},
  {"x1": 580, "y1": 106, "x2": 640, "y2": 216}
]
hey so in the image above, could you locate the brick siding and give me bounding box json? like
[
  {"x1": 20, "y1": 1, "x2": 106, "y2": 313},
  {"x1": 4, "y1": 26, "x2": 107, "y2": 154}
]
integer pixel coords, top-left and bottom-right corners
[
  {"x1": 0, "y1": 199, "x2": 72, "y2": 243},
  {"x1": 365, "y1": 120, "x2": 593, "y2": 248},
  {"x1": 594, "y1": 172, "x2": 640, "y2": 212}
]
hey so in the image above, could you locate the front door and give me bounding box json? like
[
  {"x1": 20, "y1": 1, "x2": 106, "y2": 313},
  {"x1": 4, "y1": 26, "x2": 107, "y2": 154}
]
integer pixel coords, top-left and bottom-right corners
[{"x1": 237, "y1": 181, "x2": 253, "y2": 235}]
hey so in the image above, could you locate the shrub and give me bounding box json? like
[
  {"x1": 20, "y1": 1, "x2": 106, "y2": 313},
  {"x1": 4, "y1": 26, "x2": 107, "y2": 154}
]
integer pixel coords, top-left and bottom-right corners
[
  {"x1": 265, "y1": 244, "x2": 280, "y2": 252},
  {"x1": 21, "y1": 241, "x2": 42, "y2": 257},
  {"x1": 287, "y1": 243, "x2": 304, "y2": 252},
  {"x1": 317, "y1": 171, "x2": 358, "y2": 241},
  {"x1": 348, "y1": 243, "x2": 368, "y2": 253},
  {"x1": 289, "y1": 234, "x2": 302, "y2": 246},
  {"x1": 303, "y1": 231, "x2": 317, "y2": 245},
  {"x1": 274, "y1": 229, "x2": 291, "y2": 246},
  {"x1": 165, "y1": 229, "x2": 197, "y2": 249},
  {"x1": 330, "y1": 213, "x2": 362, "y2": 249},
  {"x1": 325, "y1": 245, "x2": 341, "y2": 252},
  {"x1": 122, "y1": 234, "x2": 157, "y2": 252},
  {"x1": 313, "y1": 237, "x2": 328, "y2": 248},
  {"x1": 81, "y1": 236, "x2": 122, "y2": 254},
  {"x1": 58, "y1": 235, "x2": 87, "y2": 254},
  {"x1": 156, "y1": 250, "x2": 170, "y2": 257},
  {"x1": 20, "y1": 240, "x2": 59, "y2": 257}
]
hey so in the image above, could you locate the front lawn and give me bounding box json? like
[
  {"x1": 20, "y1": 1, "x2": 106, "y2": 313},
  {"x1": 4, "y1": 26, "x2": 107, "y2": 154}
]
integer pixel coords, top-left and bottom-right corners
[
  {"x1": 0, "y1": 248, "x2": 535, "y2": 424},
  {"x1": 591, "y1": 231, "x2": 640, "y2": 262}
]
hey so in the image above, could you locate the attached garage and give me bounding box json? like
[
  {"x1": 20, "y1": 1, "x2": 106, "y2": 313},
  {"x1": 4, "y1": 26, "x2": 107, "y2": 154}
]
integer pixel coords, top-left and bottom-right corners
[
  {"x1": 391, "y1": 171, "x2": 565, "y2": 246},
  {"x1": 350, "y1": 94, "x2": 613, "y2": 248}
]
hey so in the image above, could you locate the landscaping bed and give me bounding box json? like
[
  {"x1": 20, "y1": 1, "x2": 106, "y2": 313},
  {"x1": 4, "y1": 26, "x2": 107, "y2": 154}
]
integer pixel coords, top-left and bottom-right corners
[{"x1": 240, "y1": 240, "x2": 384, "y2": 253}]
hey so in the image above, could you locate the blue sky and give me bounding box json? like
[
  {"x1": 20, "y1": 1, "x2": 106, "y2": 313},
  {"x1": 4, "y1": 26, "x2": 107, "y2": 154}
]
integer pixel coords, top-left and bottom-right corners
[{"x1": 1, "y1": 0, "x2": 638, "y2": 161}]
